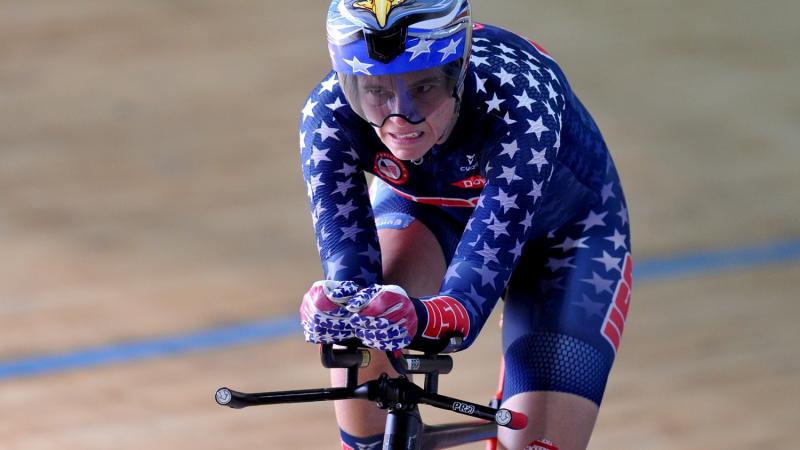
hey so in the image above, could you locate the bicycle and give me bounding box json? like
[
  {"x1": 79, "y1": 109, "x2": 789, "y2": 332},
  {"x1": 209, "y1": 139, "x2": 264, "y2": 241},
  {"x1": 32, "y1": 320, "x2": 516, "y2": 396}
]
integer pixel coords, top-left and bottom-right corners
[{"x1": 215, "y1": 338, "x2": 527, "y2": 449}]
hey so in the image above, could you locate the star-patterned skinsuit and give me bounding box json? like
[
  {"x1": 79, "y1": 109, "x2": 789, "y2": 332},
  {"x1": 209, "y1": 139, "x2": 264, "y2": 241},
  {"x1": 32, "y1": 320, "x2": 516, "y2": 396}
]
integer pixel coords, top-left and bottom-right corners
[{"x1": 300, "y1": 23, "x2": 632, "y2": 406}]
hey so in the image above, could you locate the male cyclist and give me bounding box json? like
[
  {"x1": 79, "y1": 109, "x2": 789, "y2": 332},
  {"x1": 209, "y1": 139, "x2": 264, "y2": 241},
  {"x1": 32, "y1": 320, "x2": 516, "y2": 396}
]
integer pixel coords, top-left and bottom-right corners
[{"x1": 299, "y1": 1, "x2": 632, "y2": 449}]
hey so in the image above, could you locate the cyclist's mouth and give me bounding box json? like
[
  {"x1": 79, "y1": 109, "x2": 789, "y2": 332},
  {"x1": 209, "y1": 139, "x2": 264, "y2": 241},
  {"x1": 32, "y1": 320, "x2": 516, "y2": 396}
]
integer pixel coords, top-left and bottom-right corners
[{"x1": 387, "y1": 131, "x2": 424, "y2": 145}]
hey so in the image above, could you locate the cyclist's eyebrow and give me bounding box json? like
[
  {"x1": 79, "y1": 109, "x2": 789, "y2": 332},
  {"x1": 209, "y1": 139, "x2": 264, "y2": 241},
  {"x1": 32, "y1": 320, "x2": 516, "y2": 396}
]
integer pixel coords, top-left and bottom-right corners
[{"x1": 409, "y1": 76, "x2": 445, "y2": 86}]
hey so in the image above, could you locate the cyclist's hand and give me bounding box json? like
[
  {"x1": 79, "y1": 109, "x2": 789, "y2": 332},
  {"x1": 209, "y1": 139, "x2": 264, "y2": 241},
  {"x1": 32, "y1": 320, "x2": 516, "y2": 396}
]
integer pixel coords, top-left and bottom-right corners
[
  {"x1": 300, "y1": 280, "x2": 361, "y2": 344},
  {"x1": 345, "y1": 284, "x2": 418, "y2": 351}
]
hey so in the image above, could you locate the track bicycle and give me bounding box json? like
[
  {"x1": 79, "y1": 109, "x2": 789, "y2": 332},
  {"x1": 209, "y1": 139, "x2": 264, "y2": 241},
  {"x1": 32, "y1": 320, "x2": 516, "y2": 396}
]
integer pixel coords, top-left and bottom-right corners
[{"x1": 215, "y1": 338, "x2": 526, "y2": 449}]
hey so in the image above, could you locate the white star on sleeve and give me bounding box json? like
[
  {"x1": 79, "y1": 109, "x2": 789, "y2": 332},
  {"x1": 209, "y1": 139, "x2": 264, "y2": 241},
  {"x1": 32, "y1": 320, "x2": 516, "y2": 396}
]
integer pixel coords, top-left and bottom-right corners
[
  {"x1": 339, "y1": 222, "x2": 362, "y2": 242},
  {"x1": 471, "y1": 55, "x2": 490, "y2": 67},
  {"x1": 523, "y1": 71, "x2": 540, "y2": 89},
  {"x1": 582, "y1": 271, "x2": 614, "y2": 294},
  {"x1": 345, "y1": 147, "x2": 359, "y2": 161},
  {"x1": 510, "y1": 239, "x2": 525, "y2": 259},
  {"x1": 502, "y1": 112, "x2": 517, "y2": 125},
  {"x1": 514, "y1": 89, "x2": 536, "y2": 111},
  {"x1": 315, "y1": 122, "x2": 340, "y2": 142},
  {"x1": 545, "y1": 100, "x2": 556, "y2": 117},
  {"x1": 494, "y1": 67, "x2": 516, "y2": 87},
  {"x1": 308, "y1": 145, "x2": 331, "y2": 167},
  {"x1": 601, "y1": 182, "x2": 615, "y2": 204},
  {"x1": 617, "y1": 204, "x2": 629, "y2": 226},
  {"x1": 326, "y1": 254, "x2": 348, "y2": 279},
  {"x1": 301, "y1": 99, "x2": 318, "y2": 122},
  {"x1": 471, "y1": 44, "x2": 488, "y2": 54},
  {"x1": 528, "y1": 149, "x2": 548, "y2": 171},
  {"x1": 444, "y1": 261, "x2": 463, "y2": 282},
  {"x1": 299, "y1": 130, "x2": 306, "y2": 149},
  {"x1": 471, "y1": 266, "x2": 499, "y2": 287},
  {"x1": 320, "y1": 75, "x2": 338, "y2": 93},
  {"x1": 528, "y1": 179, "x2": 544, "y2": 199},
  {"x1": 605, "y1": 229, "x2": 628, "y2": 250},
  {"x1": 359, "y1": 244, "x2": 381, "y2": 264},
  {"x1": 485, "y1": 93, "x2": 505, "y2": 113},
  {"x1": 492, "y1": 189, "x2": 519, "y2": 213},
  {"x1": 475, "y1": 73, "x2": 487, "y2": 93},
  {"x1": 406, "y1": 38, "x2": 433, "y2": 61},
  {"x1": 498, "y1": 53, "x2": 517, "y2": 66},
  {"x1": 497, "y1": 165, "x2": 522, "y2": 184},
  {"x1": 335, "y1": 199, "x2": 359, "y2": 219},
  {"x1": 326, "y1": 97, "x2": 346, "y2": 111},
  {"x1": 499, "y1": 140, "x2": 520, "y2": 159},
  {"x1": 546, "y1": 256, "x2": 576, "y2": 272},
  {"x1": 476, "y1": 242, "x2": 501, "y2": 265},
  {"x1": 482, "y1": 212, "x2": 510, "y2": 239},
  {"x1": 520, "y1": 210, "x2": 534, "y2": 232},
  {"x1": 525, "y1": 59, "x2": 540, "y2": 73},
  {"x1": 309, "y1": 173, "x2": 326, "y2": 193},
  {"x1": 495, "y1": 43, "x2": 516, "y2": 54},
  {"x1": 553, "y1": 236, "x2": 590, "y2": 252},
  {"x1": 526, "y1": 117, "x2": 549, "y2": 139},
  {"x1": 546, "y1": 67, "x2": 558, "y2": 82},
  {"x1": 578, "y1": 210, "x2": 608, "y2": 231},
  {"x1": 520, "y1": 50, "x2": 539, "y2": 62},
  {"x1": 336, "y1": 162, "x2": 358, "y2": 177},
  {"x1": 546, "y1": 82, "x2": 558, "y2": 100},
  {"x1": 332, "y1": 179, "x2": 355, "y2": 197},
  {"x1": 319, "y1": 223, "x2": 331, "y2": 241},
  {"x1": 594, "y1": 251, "x2": 622, "y2": 272}
]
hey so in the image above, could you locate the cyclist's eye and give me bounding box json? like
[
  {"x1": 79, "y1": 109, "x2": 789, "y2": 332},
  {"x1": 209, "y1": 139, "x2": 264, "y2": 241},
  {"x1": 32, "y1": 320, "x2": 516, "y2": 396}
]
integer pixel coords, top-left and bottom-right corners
[
  {"x1": 414, "y1": 84, "x2": 434, "y2": 95},
  {"x1": 364, "y1": 88, "x2": 393, "y2": 103}
]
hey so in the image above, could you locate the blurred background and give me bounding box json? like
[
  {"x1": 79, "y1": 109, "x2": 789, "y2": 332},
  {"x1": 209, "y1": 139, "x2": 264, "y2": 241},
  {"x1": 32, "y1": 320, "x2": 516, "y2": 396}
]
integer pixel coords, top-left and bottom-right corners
[{"x1": 1, "y1": 0, "x2": 798, "y2": 448}]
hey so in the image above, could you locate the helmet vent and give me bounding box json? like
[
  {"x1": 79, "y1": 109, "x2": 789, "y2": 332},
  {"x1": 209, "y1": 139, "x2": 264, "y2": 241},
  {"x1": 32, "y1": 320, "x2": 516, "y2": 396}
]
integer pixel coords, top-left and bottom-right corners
[{"x1": 364, "y1": 26, "x2": 408, "y2": 63}]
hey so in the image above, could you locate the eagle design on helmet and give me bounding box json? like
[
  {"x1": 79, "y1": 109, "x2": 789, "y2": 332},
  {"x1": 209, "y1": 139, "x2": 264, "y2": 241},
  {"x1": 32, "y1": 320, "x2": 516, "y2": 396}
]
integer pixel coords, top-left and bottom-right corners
[{"x1": 353, "y1": 0, "x2": 407, "y2": 28}]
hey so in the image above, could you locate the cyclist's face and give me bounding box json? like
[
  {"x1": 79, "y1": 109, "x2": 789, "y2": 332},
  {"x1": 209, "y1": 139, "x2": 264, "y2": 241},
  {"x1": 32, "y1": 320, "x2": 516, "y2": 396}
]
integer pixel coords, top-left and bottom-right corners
[{"x1": 357, "y1": 69, "x2": 457, "y2": 160}]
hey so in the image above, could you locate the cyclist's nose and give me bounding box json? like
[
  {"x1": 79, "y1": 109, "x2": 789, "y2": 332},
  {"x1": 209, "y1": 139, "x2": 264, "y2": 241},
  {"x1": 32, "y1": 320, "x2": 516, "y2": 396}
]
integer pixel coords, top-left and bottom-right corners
[{"x1": 388, "y1": 90, "x2": 418, "y2": 118}]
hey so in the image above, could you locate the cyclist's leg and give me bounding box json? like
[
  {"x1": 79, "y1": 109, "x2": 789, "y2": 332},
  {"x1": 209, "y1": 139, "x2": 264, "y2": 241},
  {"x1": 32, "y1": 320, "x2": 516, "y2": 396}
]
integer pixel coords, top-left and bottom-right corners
[
  {"x1": 332, "y1": 178, "x2": 459, "y2": 441},
  {"x1": 497, "y1": 168, "x2": 632, "y2": 450}
]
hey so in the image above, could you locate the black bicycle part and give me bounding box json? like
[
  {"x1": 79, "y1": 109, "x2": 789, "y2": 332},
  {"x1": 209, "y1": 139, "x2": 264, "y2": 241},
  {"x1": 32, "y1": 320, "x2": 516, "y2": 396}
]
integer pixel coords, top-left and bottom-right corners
[{"x1": 216, "y1": 344, "x2": 526, "y2": 431}]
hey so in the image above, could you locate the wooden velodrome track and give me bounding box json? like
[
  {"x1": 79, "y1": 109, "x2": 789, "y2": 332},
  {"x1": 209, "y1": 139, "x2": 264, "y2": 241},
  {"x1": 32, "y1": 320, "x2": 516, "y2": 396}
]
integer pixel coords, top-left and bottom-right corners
[{"x1": 1, "y1": 1, "x2": 798, "y2": 449}]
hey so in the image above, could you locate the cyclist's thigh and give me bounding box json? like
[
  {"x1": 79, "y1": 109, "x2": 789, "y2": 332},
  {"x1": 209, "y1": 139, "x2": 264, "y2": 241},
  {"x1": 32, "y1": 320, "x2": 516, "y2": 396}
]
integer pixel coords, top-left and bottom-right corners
[
  {"x1": 371, "y1": 178, "x2": 462, "y2": 296},
  {"x1": 501, "y1": 166, "x2": 632, "y2": 407}
]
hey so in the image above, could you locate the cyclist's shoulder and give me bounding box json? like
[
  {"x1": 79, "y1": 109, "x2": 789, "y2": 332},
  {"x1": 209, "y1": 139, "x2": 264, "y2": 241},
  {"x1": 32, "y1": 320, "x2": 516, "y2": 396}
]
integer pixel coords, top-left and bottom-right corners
[
  {"x1": 300, "y1": 71, "x2": 360, "y2": 132},
  {"x1": 470, "y1": 23, "x2": 571, "y2": 96}
]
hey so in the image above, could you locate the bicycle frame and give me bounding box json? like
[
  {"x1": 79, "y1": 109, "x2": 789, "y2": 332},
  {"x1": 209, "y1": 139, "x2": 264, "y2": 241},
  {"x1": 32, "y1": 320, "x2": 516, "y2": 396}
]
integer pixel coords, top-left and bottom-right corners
[{"x1": 215, "y1": 342, "x2": 526, "y2": 450}]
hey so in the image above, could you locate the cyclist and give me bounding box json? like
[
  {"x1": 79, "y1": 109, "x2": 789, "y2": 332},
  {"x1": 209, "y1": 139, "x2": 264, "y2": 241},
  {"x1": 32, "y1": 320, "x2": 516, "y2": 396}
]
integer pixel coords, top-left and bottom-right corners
[{"x1": 299, "y1": 1, "x2": 632, "y2": 449}]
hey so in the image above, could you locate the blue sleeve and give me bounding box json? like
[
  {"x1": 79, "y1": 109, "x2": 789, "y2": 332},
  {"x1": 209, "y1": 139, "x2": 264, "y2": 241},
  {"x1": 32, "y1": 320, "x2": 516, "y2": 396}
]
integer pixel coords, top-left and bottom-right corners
[
  {"x1": 414, "y1": 49, "x2": 567, "y2": 351},
  {"x1": 299, "y1": 74, "x2": 382, "y2": 286}
]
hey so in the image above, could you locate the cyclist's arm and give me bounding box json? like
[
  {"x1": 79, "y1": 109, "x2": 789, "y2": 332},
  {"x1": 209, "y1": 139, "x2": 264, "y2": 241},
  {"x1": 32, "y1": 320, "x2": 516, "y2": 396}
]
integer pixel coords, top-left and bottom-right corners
[
  {"x1": 411, "y1": 67, "x2": 567, "y2": 352},
  {"x1": 299, "y1": 81, "x2": 382, "y2": 286}
]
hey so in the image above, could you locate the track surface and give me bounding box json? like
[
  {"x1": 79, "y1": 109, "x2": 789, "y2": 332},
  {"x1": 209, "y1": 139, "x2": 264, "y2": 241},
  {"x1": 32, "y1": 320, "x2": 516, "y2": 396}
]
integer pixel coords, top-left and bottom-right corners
[{"x1": 1, "y1": 1, "x2": 798, "y2": 449}]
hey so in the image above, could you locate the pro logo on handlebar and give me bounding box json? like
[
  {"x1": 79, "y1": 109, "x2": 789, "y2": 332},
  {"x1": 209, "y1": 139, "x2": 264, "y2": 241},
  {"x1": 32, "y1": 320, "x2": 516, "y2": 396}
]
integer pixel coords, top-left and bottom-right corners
[
  {"x1": 452, "y1": 401, "x2": 476, "y2": 415},
  {"x1": 419, "y1": 296, "x2": 470, "y2": 340}
]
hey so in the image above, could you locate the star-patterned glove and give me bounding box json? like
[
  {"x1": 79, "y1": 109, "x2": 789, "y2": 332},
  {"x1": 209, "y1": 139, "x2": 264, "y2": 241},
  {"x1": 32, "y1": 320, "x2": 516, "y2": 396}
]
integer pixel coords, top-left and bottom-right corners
[
  {"x1": 345, "y1": 284, "x2": 419, "y2": 351},
  {"x1": 300, "y1": 280, "x2": 361, "y2": 344}
]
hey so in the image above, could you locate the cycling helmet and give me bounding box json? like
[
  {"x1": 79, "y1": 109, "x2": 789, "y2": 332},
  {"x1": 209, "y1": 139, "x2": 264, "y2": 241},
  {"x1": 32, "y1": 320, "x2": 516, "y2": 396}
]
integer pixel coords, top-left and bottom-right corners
[{"x1": 326, "y1": 0, "x2": 472, "y2": 127}]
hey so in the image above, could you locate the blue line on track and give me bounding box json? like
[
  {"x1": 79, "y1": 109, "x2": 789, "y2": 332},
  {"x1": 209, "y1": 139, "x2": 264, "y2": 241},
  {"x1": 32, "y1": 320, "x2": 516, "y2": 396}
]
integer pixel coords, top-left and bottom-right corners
[{"x1": 2, "y1": 238, "x2": 800, "y2": 381}]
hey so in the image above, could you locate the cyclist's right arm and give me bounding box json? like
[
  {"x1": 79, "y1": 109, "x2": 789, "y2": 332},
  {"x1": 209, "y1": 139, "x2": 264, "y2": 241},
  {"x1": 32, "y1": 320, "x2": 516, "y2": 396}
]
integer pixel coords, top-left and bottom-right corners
[{"x1": 299, "y1": 76, "x2": 383, "y2": 287}]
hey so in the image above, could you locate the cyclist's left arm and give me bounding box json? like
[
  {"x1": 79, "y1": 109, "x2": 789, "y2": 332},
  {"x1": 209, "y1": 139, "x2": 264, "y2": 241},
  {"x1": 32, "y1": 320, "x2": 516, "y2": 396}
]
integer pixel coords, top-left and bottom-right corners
[{"x1": 412, "y1": 69, "x2": 568, "y2": 351}]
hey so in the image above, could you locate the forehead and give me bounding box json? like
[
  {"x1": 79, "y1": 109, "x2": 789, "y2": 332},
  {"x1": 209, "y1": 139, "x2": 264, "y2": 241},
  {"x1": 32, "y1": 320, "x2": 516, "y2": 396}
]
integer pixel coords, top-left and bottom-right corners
[{"x1": 359, "y1": 66, "x2": 446, "y2": 86}]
